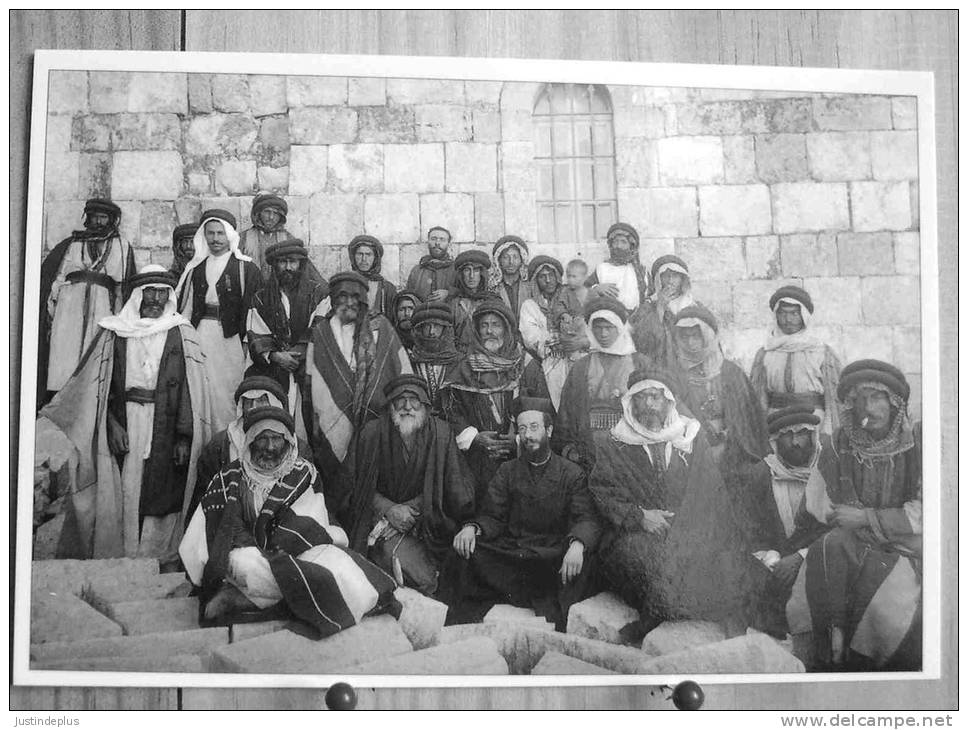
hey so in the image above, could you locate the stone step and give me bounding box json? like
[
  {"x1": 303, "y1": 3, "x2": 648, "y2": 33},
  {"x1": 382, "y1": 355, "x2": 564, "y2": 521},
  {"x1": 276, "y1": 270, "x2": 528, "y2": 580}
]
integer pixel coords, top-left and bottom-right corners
[
  {"x1": 641, "y1": 619, "x2": 727, "y2": 656},
  {"x1": 230, "y1": 620, "x2": 290, "y2": 644},
  {"x1": 435, "y1": 622, "x2": 533, "y2": 676},
  {"x1": 107, "y1": 597, "x2": 201, "y2": 635},
  {"x1": 30, "y1": 592, "x2": 123, "y2": 645},
  {"x1": 31, "y1": 558, "x2": 159, "y2": 596},
  {"x1": 524, "y1": 627, "x2": 658, "y2": 674},
  {"x1": 394, "y1": 587, "x2": 448, "y2": 650},
  {"x1": 566, "y1": 591, "x2": 640, "y2": 645},
  {"x1": 210, "y1": 615, "x2": 412, "y2": 674},
  {"x1": 341, "y1": 637, "x2": 508, "y2": 675},
  {"x1": 30, "y1": 627, "x2": 229, "y2": 662},
  {"x1": 636, "y1": 632, "x2": 805, "y2": 674},
  {"x1": 32, "y1": 654, "x2": 205, "y2": 673},
  {"x1": 83, "y1": 573, "x2": 191, "y2": 616},
  {"x1": 531, "y1": 651, "x2": 618, "y2": 675},
  {"x1": 483, "y1": 604, "x2": 555, "y2": 629}
]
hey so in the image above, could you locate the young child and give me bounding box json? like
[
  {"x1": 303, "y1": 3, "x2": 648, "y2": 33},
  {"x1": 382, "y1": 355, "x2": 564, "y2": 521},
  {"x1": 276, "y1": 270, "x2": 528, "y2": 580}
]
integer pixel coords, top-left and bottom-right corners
[
  {"x1": 549, "y1": 259, "x2": 590, "y2": 362},
  {"x1": 563, "y1": 258, "x2": 589, "y2": 310}
]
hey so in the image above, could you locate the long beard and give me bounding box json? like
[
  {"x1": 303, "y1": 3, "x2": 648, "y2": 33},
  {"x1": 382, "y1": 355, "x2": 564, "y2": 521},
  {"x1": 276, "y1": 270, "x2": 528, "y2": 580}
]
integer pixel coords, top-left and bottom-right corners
[
  {"x1": 251, "y1": 443, "x2": 290, "y2": 472},
  {"x1": 483, "y1": 337, "x2": 503, "y2": 353},
  {"x1": 391, "y1": 408, "x2": 428, "y2": 439}
]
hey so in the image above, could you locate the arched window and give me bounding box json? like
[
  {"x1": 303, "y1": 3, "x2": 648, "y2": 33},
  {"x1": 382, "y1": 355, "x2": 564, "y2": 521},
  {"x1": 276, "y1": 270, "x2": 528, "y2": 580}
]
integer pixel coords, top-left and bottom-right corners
[{"x1": 533, "y1": 84, "x2": 617, "y2": 244}]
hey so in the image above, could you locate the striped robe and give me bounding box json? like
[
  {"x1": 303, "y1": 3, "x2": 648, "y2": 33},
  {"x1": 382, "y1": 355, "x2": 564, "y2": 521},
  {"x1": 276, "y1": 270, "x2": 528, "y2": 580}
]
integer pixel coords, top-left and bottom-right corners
[{"x1": 180, "y1": 458, "x2": 399, "y2": 638}]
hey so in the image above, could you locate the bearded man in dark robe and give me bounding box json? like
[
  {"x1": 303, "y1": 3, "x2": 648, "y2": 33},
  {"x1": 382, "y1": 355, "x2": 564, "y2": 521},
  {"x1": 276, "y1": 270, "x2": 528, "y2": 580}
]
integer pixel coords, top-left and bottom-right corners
[
  {"x1": 796, "y1": 360, "x2": 922, "y2": 671},
  {"x1": 169, "y1": 223, "x2": 198, "y2": 279},
  {"x1": 337, "y1": 375, "x2": 474, "y2": 596},
  {"x1": 179, "y1": 406, "x2": 399, "y2": 637},
  {"x1": 440, "y1": 301, "x2": 525, "y2": 504},
  {"x1": 349, "y1": 234, "x2": 397, "y2": 319},
  {"x1": 246, "y1": 239, "x2": 329, "y2": 441},
  {"x1": 406, "y1": 226, "x2": 457, "y2": 303},
  {"x1": 446, "y1": 397, "x2": 602, "y2": 630},
  {"x1": 408, "y1": 302, "x2": 461, "y2": 414},
  {"x1": 587, "y1": 369, "x2": 762, "y2": 643},
  {"x1": 306, "y1": 271, "x2": 412, "y2": 476},
  {"x1": 39, "y1": 198, "x2": 137, "y2": 406},
  {"x1": 552, "y1": 297, "x2": 652, "y2": 473},
  {"x1": 390, "y1": 288, "x2": 422, "y2": 352}
]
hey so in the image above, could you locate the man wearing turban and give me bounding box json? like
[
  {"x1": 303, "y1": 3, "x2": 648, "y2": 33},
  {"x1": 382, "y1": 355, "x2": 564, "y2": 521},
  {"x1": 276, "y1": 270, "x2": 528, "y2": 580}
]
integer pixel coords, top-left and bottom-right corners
[
  {"x1": 446, "y1": 249, "x2": 501, "y2": 348},
  {"x1": 239, "y1": 194, "x2": 292, "y2": 272},
  {"x1": 585, "y1": 222, "x2": 649, "y2": 314},
  {"x1": 348, "y1": 234, "x2": 397, "y2": 319},
  {"x1": 629, "y1": 254, "x2": 697, "y2": 369},
  {"x1": 489, "y1": 235, "x2": 533, "y2": 322},
  {"x1": 408, "y1": 302, "x2": 461, "y2": 414},
  {"x1": 169, "y1": 222, "x2": 199, "y2": 280}
]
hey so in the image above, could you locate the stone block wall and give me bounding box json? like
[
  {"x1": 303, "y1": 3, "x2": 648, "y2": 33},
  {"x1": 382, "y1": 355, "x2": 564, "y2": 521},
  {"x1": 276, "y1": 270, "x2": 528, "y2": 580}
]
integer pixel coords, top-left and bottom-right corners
[{"x1": 40, "y1": 72, "x2": 922, "y2": 415}]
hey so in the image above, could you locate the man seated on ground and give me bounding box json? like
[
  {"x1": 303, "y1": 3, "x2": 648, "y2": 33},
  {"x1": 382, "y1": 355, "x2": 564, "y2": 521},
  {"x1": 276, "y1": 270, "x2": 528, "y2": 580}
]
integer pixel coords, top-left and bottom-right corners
[
  {"x1": 587, "y1": 369, "x2": 762, "y2": 644},
  {"x1": 337, "y1": 375, "x2": 475, "y2": 597},
  {"x1": 446, "y1": 397, "x2": 602, "y2": 630},
  {"x1": 179, "y1": 406, "x2": 399, "y2": 638}
]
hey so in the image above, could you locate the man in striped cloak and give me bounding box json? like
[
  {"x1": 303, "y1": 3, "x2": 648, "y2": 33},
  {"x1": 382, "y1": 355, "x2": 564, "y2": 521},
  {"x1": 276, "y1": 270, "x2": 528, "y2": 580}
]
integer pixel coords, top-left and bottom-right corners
[
  {"x1": 180, "y1": 406, "x2": 399, "y2": 636},
  {"x1": 796, "y1": 359, "x2": 922, "y2": 670},
  {"x1": 305, "y1": 271, "x2": 412, "y2": 476}
]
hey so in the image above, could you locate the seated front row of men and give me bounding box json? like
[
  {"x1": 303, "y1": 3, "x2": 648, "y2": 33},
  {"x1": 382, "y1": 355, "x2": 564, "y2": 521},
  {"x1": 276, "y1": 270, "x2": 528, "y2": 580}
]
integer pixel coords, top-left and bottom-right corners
[{"x1": 36, "y1": 256, "x2": 921, "y2": 673}]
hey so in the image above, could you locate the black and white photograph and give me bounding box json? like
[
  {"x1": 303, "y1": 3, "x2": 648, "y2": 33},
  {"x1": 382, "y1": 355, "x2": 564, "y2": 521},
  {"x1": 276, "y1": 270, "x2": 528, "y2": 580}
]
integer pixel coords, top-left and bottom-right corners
[{"x1": 9, "y1": 9, "x2": 956, "y2": 715}]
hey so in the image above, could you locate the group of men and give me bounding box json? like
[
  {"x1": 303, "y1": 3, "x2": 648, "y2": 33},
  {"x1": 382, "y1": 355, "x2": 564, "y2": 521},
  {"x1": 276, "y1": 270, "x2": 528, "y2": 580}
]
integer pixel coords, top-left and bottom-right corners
[{"x1": 34, "y1": 196, "x2": 922, "y2": 670}]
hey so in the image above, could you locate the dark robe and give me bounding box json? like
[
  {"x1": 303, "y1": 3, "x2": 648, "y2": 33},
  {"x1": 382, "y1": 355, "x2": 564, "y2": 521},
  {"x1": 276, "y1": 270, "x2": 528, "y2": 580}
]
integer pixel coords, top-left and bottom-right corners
[
  {"x1": 109, "y1": 328, "x2": 192, "y2": 518},
  {"x1": 491, "y1": 277, "x2": 533, "y2": 322},
  {"x1": 443, "y1": 453, "x2": 602, "y2": 630},
  {"x1": 407, "y1": 255, "x2": 457, "y2": 301},
  {"x1": 629, "y1": 300, "x2": 677, "y2": 367},
  {"x1": 588, "y1": 428, "x2": 761, "y2": 624},
  {"x1": 519, "y1": 359, "x2": 552, "y2": 401},
  {"x1": 337, "y1": 414, "x2": 475, "y2": 594},
  {"x1": 180, "y1": 256, "x2": 263, "y2": 341},
  {"x1": 551, "y1": 351, "x2": 652, "y2": 472}
]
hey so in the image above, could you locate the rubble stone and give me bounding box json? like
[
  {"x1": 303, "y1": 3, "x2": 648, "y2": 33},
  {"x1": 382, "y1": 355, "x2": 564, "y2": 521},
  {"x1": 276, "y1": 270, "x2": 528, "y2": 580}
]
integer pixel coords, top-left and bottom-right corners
[
  {"x1": 286, "y1": 76, "x2": 347, "y2": 107},
  {"x1": 107, "y1": 597, "x2": 200, "y2": 635},
  {"x1": 127, "y1": 73, "x2": 187, "y2": 114},
  {"x1": 532, "y1": 651, "x2": 617, "y2": 675},
  {"x1": 257, "y1": 166, "x2": 289, "y2": 194},
  {"x1": 211, "y1": 74, "x2": 249, "y2": 113},
  {"x1": 636, "y1": 632, "x2": 805, "y2": 673},
  {"x1": 566, "y1": 592, "x2": 640, "y2": 645},
  {"x1": 215, "y1": 160, "x2": 257, "y2": 195},
  {"x1": 30, "y1": 592, "x2": 122, "y2": 644},
  {"x1": 394, "y1": 587, "x2": 449, "y2": 650},
  {"x1": 343, "y1": 637, "x2": 507, "y2": 675},
  {"x1": 248, "y1": 75, "x2": 288, "y2": 117},
  {"x1": 641, "y1": 620, "x2": 726, "y2": 656},
  {"x1": 112, "y1": 113, "x2": 182, "y2": 151}
]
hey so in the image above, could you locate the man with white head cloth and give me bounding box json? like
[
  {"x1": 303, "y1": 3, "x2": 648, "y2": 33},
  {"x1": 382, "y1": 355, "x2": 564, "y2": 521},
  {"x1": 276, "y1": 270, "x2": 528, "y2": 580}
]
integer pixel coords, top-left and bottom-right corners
[
  {"x1": 180, "y1": 406, "x2": 399, "y2": 636},
  {"x1": 176, "y1": 209, "x2": 263, "y2": 430},
  {"x1": 36, "y1": 265, "x2": 216, "y2": 562},
  {"x1": 552, "y1": 297, "x2": 652, "y2": 473},
  {"x1": 750, "y1": 285, "x2": 843, "y2": 434},
  {"x1": 629, "y1": 254, "x2": 697, "y2": 370}
]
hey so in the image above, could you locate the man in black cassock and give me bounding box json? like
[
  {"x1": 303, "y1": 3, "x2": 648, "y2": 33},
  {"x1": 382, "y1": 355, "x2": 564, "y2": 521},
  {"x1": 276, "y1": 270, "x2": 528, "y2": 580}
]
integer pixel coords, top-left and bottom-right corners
[{"x1": 445, "y1": 397, "x2": 602, "y2": 630}]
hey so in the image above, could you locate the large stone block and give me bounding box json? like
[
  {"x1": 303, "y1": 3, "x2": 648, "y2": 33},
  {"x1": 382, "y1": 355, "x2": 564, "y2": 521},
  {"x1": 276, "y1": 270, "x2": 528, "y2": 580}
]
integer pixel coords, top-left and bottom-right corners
[
  {"x1": 286, "y1": 76, "x2": 347, "y2": 107},
  {"x1": 309, "y1": 193, "x2": 364, "y2": 246},
  {"x1": 327, "y1": 144, "x2": 383, "y2": 194},
  {"x1": 112, "y1": 113, "x2": 182, "y2": 151},
  {"x1": 108, "y1": 597, "x2": 200, "y2": 636},
  {"x1": 111, "y1": 152, "x2": 185, "y2": 200},
  {"x1": 626, "y1": 187, "x2": 697, "y2": 237},
  {"x1": 723, "y1": 135, "x2": 756, "y2": 184},
  {"x1": 732, "y1": 278, "x2": 803, "y2": 328},
  {"x1": 210, "y1": 615, "x2": 412, "y2": 673},
  {"x1": 891, "y1": 97, "x2": 917, "y2": 130},
  {"x1": 83, "y1": 573, "x2": 189, "y2": 616},
  {"x1": 813, "y1": 96, "x2": 893, "y2": 131},
  {"x1": 188, "y1": 74, "x2": 213, "y2": 113},
  {"x1": 613, "y1": 105, "x2": 666, "y2": 139},
  {"x1": 720, "y1": 327, "x2": 764, "y2": 372},
  {"x1": 806, "y1": 132, "x2": 871, "y2": 182},
  {"x1": 43, "y1": 199, "x2": 84, "y2": 250},
  {"x1": 532, "y1": 651, "x2": 617, "y2": 675},
  {"x1": 893, "y1": 232, "x2": 920, "y2": 275},
  {"x1": 675, "y1": 101, "x2": 744, "y2": 135},
  {"x1": 500, "y1": 108, "x2": 532, "y2": 143},
  {"x1": 357, "y1": 106, "x2": 416, "y2": 144},
  {"x1": 657, "y1": 136, "x2": 724, "y2": 186},
  {"x1": 840, "y1": 325, "x2": 895, "y2": 364},
  {"x1": 344, "y1": 637, "x2": 507, "y2": 675},
  {"x1": 801, "y1": 276, "x2": 863, "y2": 326},
  {"x1": 364, "y1": 194, "x2": 420, "y2": 242},
  {"x1": 484, "y1": 604, "x2": 553, "y2": 629},
  {"x1": 755, "y1": 134, "x2": 808, "y2": 183},
  {"x1": 283, "y1": 196, "x2": 310, "y2": 240},
  {"x1": 524, "y1": 628, "x2": 658, "y2": 674},
  {"x1": 215, "y1": 160, "x2": 257, "y2": 196},
  {"x1": 387, "y1": 78, "x2": 464, "y2": 105},
  {"x1": 116, "y1": 201, "x2": 143, "y2": 245},
  {"x1": 127, "y1": 73, "x2": 187, "y2": 114},
  {"x1": 188, "y1": 172, "x2": 212, "y2": 195},
  {"x1": 43, "y1": 152, "x2": 80, "y2": 201},
  {"x1": 675, "y1": 237, "x2": 746, "y2": 281},
  {"x1": 837, "y1": 232, "x2": 895, "y2": 276},
  {"x1": 33, "y1": 654, "x2": 205, "y2": 673},
  {"x1": 615, "y1": 138, "x2": 658, "y2": 188},
  {"x1": 78, "y1": 153, "x2": 112, "y2": 200},
  {"x1": 257, "y1": 166, "x2": 289, "y2": 194},
  {"x1": 348, "y1": 77, "x2": 386, "y2": 106},
  {"x1": 31, "y1": 627, "x2": 228, "y2": 662},
  {"x1": 445, "y1": 142, "x2": 498, "y2": 192},
  {"x1": 89, "y1": 71, "x2": 130, "y2": 114},
  {"x1": 501, "y1": 141, "x2": 536, "y2": 191},
  {"x1": 565, "y1": 592, "x2": 639, "y2": 645},
  {"x1": 31, "y1": 592, "x2": 122, "y2": 644},
  {"x1": 248, "y1": 74, "x2": 288, "y2": 117},
  {"x1": 465, "y1": 80, "x2": 504, "y2": 106},
  {"x1": 870, "y1": 131, "x2": 919, "y2": 181},
  {"x1": 745, "y1": 235, "x2": 781, "y2": 279},
  {"x1": 415, "y1": 104, "x2": 472, "y2": 142},
  {"x1": 385, "y1": 143, "x2": 445, "y2": 193},
  {"x1": 764, "y1": 98, "x2": 814, "y2": 133},
  {"x1": 502, "y1": 192, "x2": 537, "y2": 242},
  {"x1": 138, "y1": 201, "x2": 179, "y2": 249},
  {"x1": 474, "y1": 192, "x2": 505, "y2": 243},
  {"x1": 637, "y1": 632, "x2": 804, "y2": 673},
  {"x1": 638, "y1": 237, "x2": 676, "y2": 271},
  {"x1": 641, "y1": 620, "x2": 726, "y2": 656},
  {"x1": 308, "y1": 245, "x2": 348, "y2": 275},
  {"x1": 472, "y1": 109, "x2": 502, "y2": 143},
  {"x1": 230, "y1": 621, "x2": 290, "y2": 644},
  {"x1": 394, "y1": 587, "x2": 448, "y2": 650},
  {"x1": 70, "y1": 115, "x2": 113, "y2": 152},
  {"x1": 288, "y1": 146, "x2": 328, "y2": 196},
  {"x1": 290, "y1": 107, "x2": 357, "y2": 145},
  {"x1": 850, "y1": 181, "x2": 912, "y2": 232},
  {"x1": 211, "y1": 74, "x2": 249, "y2": 113},
  {"x1": 892, "y1": 326, "x2": 922, "y2": 373},
  {"x1": 257, "y1": 116, "x2": 291, "y2": 167},
  {"x1": 860, "y1": 275, "x2": 920, "y2": 326},
  {"x1": 780, "y1": 233, "x2": 839, "y2": 277},
  {"x1": 185, "y1": 113, "x2": 258, "y2": 157},
  {"x1": 771, "y1": 182, "x2": 849, "y2": 234},
  {"x1": 419, "y1": 193, "x2": 474, "y2": 244},
  {"x1": 690, "y1": 279, "x2": 734, "y2": 328},
  {"x1": 699, "y1": 184, "x2": 772, "y2": 236},
  {"x1": 48, "y1": 70, "x2": 88, "y2": 113}
]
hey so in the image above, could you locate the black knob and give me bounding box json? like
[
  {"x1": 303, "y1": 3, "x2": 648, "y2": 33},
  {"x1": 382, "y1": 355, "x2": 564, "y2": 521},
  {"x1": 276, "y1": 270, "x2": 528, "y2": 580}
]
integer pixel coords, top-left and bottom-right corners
[
  {"x1": 325, "y1": 682, "x2": 358, "y2": 711},
  {"x1": 672, "y1": 680, "x2": 704, "y2": 711}
]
